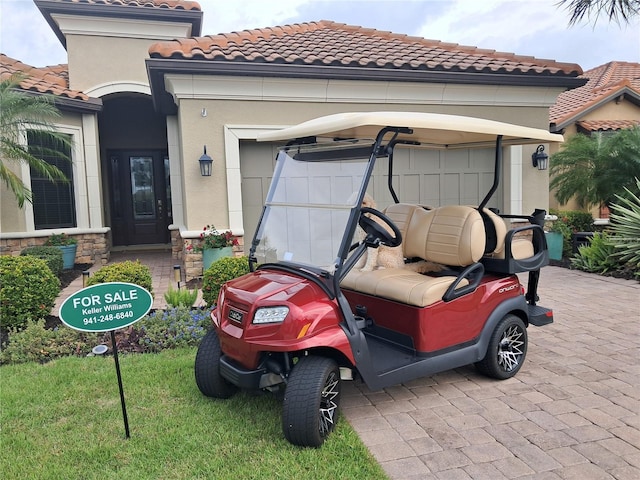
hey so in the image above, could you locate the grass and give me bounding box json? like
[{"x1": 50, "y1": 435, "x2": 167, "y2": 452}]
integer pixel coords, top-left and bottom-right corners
[{"x1": 1, "y1": 348, "x2": 386, "y2": 480}]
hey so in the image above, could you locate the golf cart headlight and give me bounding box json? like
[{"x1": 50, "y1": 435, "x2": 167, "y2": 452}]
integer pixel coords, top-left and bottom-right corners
[{"x1": 253, "y1": 306, "x2": 289, "y2": 324}]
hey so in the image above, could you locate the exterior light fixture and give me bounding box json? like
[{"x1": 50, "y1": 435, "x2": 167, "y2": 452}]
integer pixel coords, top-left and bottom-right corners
[
  {"x1": 199, "y1": 146, "x2": 213, "y2": 176},
  {"x1": 82, "y1": 270, "x2": 90, "y2": 287},
  {"x1": 532, "y1": 145, "x2": 549, "y2": 171},
  {"x1": 173, "y1": 265, "x2": 181, "y2": 287}
]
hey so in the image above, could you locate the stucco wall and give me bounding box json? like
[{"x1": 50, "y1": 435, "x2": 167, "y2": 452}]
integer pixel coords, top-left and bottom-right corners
[
  {"x1": 175, "y1": 97, "x2": 556, "y2": 231},
  {"x1": 66, "y1": 35, "x2": 156, "y2": 92}
]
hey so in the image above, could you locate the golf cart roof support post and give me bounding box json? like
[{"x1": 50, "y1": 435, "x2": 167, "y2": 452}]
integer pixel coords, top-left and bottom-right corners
[
  {"x1": 386, "y1": 139, "x2": 422, "y2": 205},
  {"x1": 334, "y1": 126, "x2": 406, "y2": 294},
  {"x1": 387, "y1": 145, "x2": 399, "y2": 204},
  {"x1": 478, "y1": 135, "x2": 503, "y2": 210}
]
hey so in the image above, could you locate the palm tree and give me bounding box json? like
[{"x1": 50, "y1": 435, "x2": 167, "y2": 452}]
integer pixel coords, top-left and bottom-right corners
[
  {"x1": 557, "y1": 0, "x2": 640, "y2": 26},
  {"x1": 550, "y1": 126, "x2": 640, "y2": 209},
  {"x1": 0, "y1": 74, "x2": 72, "y2": 208}
]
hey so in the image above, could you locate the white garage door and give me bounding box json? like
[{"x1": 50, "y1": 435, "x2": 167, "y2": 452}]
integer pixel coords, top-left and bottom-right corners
[{"x1": 240, "y1": 140, "x2": 502, "y2": 251}]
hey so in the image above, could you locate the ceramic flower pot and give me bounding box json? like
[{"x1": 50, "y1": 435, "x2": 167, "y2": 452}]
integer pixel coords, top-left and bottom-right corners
[
  {"x1": 202, "y1": 246, "x2": 233, "y2": 272},
  {"x1": 57, "y1": 244, "x2": 78, "y2": 270},
  {"x1": 545, "y1": 231, "x2": 563, "y2": 261}
]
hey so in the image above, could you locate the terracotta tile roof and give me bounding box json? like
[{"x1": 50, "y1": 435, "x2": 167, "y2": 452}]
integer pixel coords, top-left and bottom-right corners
[
  {"x1": 149, "y1": 20, "x2": 582, "y2": 77},
  {"x1": 0, "y1": 54, "x2": 86, "y2": 100},
  {"x1": 0, "y1": 54, "x2": 102, "y2": 112},
  {"x1": 39, "y1": 0, "x2": 201, "y2": 11},
  {"x1": 550, "y1": 61, "x2": 640, "y2": 128},
  {"x1": 577, "y1": 119, "x2": 640, "y2": 132}
]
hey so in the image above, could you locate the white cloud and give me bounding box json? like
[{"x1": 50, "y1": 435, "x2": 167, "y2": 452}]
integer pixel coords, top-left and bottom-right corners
[
  {"x1": 199, "y1": 0, "x2": 309, "y2": 34},
  {"x1": 414, "y1": 0, "x2": 639, "y2": 69},
  {"x1": 1, "y1": 0, "x2": 67, "y2": 67}
]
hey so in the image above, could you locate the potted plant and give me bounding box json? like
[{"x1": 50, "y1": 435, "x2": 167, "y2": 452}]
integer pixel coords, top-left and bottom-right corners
[
  {"x1": 545, "y1": 218, "x2": 570, "y2": 261},
  {"x1": 44, "y1": 233, "x2": 78, "y2": 270},
  {"x1": 197, "y1": 225, "x2": 238, "y2": 271}
]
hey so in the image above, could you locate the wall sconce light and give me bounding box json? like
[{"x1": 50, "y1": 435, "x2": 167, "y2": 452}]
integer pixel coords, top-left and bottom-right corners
[
  {"x1": 199, "y1": 146, "x2": 213, "y2": 176},
  {"x1": 532, "y1": 145, "x2": 549, "y2": 171}
]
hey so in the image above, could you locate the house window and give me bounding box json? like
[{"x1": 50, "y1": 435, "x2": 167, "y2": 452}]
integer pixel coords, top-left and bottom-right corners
[{"x1": 28, "y1": 130, "x2": 76, "y2": 229}]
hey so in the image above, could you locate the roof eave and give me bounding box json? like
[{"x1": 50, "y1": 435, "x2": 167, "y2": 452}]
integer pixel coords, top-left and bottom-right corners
[
  {"x1": 35, "y1": 0, "x2": 203, "y2": 49},
  {"x1": 55, "y1": 96, "x2": 103, "y2": 114},
  {"x1": 16, "y1": 87, "x2": 103, "y2": 114},
  {"x1": 147, "y1": 58, "x2": 587, "y2": 115},
  {"x1": 551, "y1": 86, "x2": 640, "y2": 132}
]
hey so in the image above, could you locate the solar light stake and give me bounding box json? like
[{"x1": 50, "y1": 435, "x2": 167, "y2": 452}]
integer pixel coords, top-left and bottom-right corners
[
  {"x1": 173, "y1": 265, "x2": 181, "y2": 289},
  {"x1": 82, "y1": 270, "x2": 90, "y2": 287}
]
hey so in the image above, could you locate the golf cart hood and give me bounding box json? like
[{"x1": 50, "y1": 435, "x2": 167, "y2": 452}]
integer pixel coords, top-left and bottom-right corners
[{"x1": 257, "y1": 111, "x2": 563, "y2": 147}]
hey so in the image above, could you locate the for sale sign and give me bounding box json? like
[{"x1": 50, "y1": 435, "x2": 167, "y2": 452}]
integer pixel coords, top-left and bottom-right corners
[{"x1": 59, "y1": 282, "x2": 152, "y2": 332}]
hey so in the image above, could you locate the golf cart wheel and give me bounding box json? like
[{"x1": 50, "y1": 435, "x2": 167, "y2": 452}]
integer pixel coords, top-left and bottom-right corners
[
  {"x1": 195, "y1": 329, "x2": 237, "y2": 399},
  {"x1": 282, "y1": 356, "x2": 341, "y2": 447},
  {"x1": 476, "y1": 314, "x2": 528, "y2": 380}
]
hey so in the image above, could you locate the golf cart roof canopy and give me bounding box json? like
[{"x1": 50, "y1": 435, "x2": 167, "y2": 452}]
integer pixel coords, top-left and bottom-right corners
[{"x1": 257, "y1": 111, "x2": 563, "y2": 149}]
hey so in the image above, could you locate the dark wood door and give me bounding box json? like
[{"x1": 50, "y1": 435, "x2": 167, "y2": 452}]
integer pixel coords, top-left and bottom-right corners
[{"x1": 109, "y1": 150, "x2": 172, "y2": 246}]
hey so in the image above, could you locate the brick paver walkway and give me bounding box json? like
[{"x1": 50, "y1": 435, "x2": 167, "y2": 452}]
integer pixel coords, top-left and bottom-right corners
[{"x1": 341, "y1": 267, "x2": 640, "y2": 479}]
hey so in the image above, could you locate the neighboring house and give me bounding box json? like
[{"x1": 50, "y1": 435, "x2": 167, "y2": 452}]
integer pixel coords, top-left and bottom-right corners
[
  {"x1": 0, "y1": 0, "x2": 584, "y2": 280},
  {"x1": 549, "y1": 61, "x2": 640, "y2": 218}
]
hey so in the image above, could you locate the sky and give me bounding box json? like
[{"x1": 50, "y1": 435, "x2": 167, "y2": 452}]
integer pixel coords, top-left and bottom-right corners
[{"x1": 0, "y1": 0, "x2": 638, "y2": 72}]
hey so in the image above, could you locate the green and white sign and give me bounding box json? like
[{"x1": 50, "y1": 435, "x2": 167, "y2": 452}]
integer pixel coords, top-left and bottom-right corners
[{"x1": 59, "y1": 282, "x2": 152, "y2": 332}]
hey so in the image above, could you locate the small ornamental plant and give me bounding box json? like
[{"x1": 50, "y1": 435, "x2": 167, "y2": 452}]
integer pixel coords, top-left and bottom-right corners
[
  {"x1": 196, "y1": 225, "x2": 239, "y2": 250},
  {"x1": 44, "y1": 233, "x2": 77, "y2": 246}
]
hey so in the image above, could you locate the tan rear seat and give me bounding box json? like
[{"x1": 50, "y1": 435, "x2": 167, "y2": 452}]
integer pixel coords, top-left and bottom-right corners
[
  {"x1": 481, "y1": 208, "x2": 534, "y2": 260},
  {"x1": 342, "y1": 205, "x2": 485, "y2": 307}
]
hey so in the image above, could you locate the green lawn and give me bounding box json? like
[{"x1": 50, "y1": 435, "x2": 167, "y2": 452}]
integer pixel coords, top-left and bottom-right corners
[{"x1": 1, "y1": 348, "x2": 386, "y2": 480}]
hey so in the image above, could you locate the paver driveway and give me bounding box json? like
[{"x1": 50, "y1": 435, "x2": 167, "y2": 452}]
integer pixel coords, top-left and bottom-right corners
[{"x1": 341, "y1": 266, "x2": 640, "y2": 479}]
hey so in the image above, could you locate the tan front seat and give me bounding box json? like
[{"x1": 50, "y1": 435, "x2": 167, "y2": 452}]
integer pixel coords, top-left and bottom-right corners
[{"x1": 342, "y1": 205, "x2": 485, "y2": 307}]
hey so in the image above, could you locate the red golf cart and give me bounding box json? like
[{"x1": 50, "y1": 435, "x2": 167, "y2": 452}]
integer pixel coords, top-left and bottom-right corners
[{"x1": 195, "y1": 112, "x2": 560, "y2": 447}]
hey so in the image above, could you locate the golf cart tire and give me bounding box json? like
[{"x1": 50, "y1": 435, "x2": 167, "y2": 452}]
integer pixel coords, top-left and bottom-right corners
[
  {"x1": 282, "y1": 356, "x2": 341, "y2": 447},
  {"x1": 475, "y1": 314, "x2": 528, "y2": 380},
  {"x1": 195, "y1": 329, "x2": 238, "y2": 399}
]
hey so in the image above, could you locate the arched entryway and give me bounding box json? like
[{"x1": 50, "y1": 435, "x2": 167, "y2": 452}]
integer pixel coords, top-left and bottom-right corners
[{"x1": 98, "y1": 93, "x2": 171, "y2": 246}]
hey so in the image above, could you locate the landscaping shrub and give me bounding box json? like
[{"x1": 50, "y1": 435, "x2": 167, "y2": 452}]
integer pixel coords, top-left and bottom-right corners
[
  {"x1": 86, "y1": 260, "x2": 153, "y2": 293},
  {"x1": 164, "y1": 285, "x2": 198, "y2": 308},
  {"x1": 0, "y1": 307, "x2": 212, "y2": 364},
  {"x1": 0, "y1": 320, "x2": 99, "y2": 365},
  {"x1": 549, "y1": 209, "x2": 595, "y2": 258},
  {"x1": 136, "y1": 306, "x2": 211, "y2": 352},
  {"x1": 0, "y1": 255, "x2": 60, "y2": 329},
  {"x1": 571, "y1": 232, "x2": 620, "y2": 274},
  {"x1": 202, "y1": 256, "x2": 250, "y2": 306},
  {"x1": 558, "y1": 210, "x2": 595, "y2": 233},
  {"x1": 20, "y1": 246, "x2": 64, "y2": 277}
]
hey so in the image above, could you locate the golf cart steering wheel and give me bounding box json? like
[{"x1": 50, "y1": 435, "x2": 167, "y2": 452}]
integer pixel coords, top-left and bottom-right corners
[{"x1": 358, "y1": 207, "x2": 402, "y2": 248}]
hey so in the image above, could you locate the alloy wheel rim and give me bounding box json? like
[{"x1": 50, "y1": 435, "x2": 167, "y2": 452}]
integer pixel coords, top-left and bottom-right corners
[
  {"x1": 319, "y1": 371, "x2": 339, "y2": 436},
  {"x1": 497, "y1": 324, "x2": 524, "y2": 372}
]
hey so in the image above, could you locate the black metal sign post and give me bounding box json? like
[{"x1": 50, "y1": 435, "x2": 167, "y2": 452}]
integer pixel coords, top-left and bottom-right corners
[{"x1": 111, "y1": 330, "x2": 130, "y2": 439}]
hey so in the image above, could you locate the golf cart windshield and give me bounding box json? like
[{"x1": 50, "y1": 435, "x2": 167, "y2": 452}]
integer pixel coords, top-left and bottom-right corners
[{"x1": 251, "y1": 140, "x2": 375, "y2": 271}]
